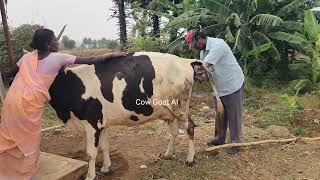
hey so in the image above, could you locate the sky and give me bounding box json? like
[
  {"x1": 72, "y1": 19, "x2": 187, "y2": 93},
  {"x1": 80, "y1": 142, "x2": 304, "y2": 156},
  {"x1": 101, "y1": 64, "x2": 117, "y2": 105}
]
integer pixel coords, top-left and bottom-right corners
[{"x1": 6, "y1": 0, "x2": 122, "y2": 43}]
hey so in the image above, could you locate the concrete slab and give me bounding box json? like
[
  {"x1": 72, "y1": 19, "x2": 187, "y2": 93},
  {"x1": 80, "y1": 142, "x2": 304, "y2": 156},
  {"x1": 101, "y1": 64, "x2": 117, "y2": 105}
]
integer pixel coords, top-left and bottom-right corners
[{"x1": 35, "y1": 152, "x2": 88, "y2": 180}]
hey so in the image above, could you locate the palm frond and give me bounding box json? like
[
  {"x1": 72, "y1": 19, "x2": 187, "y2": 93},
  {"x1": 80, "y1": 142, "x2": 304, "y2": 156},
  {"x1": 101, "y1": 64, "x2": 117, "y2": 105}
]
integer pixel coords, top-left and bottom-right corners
[
  {"x1": 202, "y1": 24, "x2": 226, "y2": 35},
  {"x1": 225, "y1": 26, "x2": 235, "y2": 43},
  {"x1": 226, "y1": 13, "x2": 242, "y2": 27},
  {"x1": 233, "y1": 27, "x2": 249, "y2": 53},
  {"x1": 252, "y1": 31, "x2": 281, "y2": 60},
  {"x1": 247, "y1": 42, "x2": 273, "y2": 56},
  {"x1": 268, "y1": 31, "x2": 313, "y2": 54},
  {"x1": 183, "y1": 0, "x2": 190, "y2": 11},
  {"x1": 250, "y1": 14, "x2": 283, "y2": 26},
  {"x1": 277, "y1": 0, "x2": 308, "y2": 17},
  {"x1": 304, "y1": 10, "x2": 319, "y2": 42},
  {"x1": 281, "y1": 21, "x2": 304, "y2": 33},
  {"x1": 167, "y1": 36, "x2": 185, "y2": 53},
  {"x1": 164, "y1": 8, "x2": 212, "y2": 30},
  {"x1": 200, "y1": 0, "x2": 232, "y2": 16}
]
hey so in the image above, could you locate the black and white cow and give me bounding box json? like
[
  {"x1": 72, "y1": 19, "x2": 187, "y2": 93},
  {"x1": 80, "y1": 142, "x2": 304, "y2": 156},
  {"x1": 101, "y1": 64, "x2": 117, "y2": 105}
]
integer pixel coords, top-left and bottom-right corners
[{"x1": 48, "y1": 52, "x2": 223, "y2": 180}]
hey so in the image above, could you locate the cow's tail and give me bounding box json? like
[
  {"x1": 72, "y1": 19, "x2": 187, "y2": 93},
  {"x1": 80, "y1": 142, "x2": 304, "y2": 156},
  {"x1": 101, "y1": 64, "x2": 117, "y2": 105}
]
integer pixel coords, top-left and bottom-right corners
[{"x1": 202, "y1": 64, "x2": 225, "y2": 136}]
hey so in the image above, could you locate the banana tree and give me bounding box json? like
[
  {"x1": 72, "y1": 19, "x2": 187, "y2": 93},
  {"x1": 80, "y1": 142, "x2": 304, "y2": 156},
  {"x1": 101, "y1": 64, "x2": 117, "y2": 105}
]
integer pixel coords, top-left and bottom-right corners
[{"x1": 269, "y1": 10, "x2": 320, "y2": 89}]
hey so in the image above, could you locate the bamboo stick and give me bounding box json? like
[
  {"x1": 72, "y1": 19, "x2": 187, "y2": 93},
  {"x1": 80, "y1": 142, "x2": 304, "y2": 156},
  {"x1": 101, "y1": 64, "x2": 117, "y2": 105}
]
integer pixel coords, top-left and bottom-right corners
[{"x1": 205, "y1": 137, "x2": 320, "y2": 152}]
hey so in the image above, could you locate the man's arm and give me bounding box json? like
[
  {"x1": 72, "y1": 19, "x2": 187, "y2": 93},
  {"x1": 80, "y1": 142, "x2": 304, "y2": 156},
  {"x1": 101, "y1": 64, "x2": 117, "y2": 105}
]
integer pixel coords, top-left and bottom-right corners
[{"x1": 203, "y1": 42, "x2": 226, "y2": 66}]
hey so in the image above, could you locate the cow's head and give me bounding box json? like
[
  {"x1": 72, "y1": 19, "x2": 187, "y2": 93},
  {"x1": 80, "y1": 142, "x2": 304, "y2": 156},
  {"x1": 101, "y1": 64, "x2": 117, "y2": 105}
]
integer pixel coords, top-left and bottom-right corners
[{"x1": 191, "y1": 61, "x2": 209, "y2": 83}]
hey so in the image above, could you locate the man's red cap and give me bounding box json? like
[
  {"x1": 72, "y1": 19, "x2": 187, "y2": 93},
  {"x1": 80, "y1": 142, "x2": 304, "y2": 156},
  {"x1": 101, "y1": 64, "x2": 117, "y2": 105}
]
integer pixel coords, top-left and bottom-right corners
[{"x1": 185, "y1": 30, "x2": 196, "y2": 50}]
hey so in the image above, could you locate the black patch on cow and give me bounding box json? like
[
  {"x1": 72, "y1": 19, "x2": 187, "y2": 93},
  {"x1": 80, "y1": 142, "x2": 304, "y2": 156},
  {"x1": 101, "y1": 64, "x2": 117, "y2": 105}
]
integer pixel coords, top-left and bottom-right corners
[
  {"x1": 190, "y1": 61, "x2": 203, "y2": 68},
  {"x1": 187, "y1": 115, "x2": 198, "y2": 140},
  {"x1": 130, "y1": 115, "x2": 139, "y2": 121},
  {"x1": 94, "y1": 54, "x2": 155, "y2": 116},
  {"x1": 49, "y1": 69, "x2": 103, "y2": 147}
]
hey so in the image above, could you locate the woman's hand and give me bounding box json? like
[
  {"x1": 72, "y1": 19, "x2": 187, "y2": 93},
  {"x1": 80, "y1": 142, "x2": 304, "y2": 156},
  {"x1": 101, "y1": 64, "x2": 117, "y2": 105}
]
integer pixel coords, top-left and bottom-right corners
[{"x1": 111, "y1": 52, "x2": 128, "y2": 58}]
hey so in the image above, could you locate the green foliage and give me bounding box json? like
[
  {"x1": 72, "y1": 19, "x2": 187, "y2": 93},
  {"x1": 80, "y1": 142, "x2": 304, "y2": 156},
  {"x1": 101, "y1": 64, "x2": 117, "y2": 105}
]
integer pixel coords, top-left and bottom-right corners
[
  {"x1": 269, "y1": 10, "x2": 320, "y2": 89},
  {"x1": 142, "y1": 0, "x2": 316, "y2": 88},
  {"x1": 293, "y1": 126, "x2": 306, "y2": 136},
  {"x1": 61, "y1": 35, "x2": 76, "y2": 49},
  {"x1": 281, "y1": 81, "x2": 305, "y2": 118},
  {"x1": 0, "y1": 24, "x2": 41, "y2": 72},
  {"x1": 128, "y1": 36, "x2": 163, "y2": 52},
  {"x1": 285, "y1": 79, "x2": 311, "y2": 95},
  {"x1": 314, "y1": 83, "x2": 320, "y2": 95},
  {"x1": 11, "y1": 24, "x2": 42, "y2": 50}
]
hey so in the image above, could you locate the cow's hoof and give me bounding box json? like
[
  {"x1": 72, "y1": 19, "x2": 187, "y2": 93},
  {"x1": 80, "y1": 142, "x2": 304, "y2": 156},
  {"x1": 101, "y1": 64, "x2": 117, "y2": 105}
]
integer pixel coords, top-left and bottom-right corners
[
  {"x1": 185, "y1": 160, "x2": 195, "y2": 167},
  {"x1": 85, "y1": 176, "x2": 95, "y2": 180},
  {"x1": 163, "y1": 154, "x2": 175, "y2": 160},
  {"x1": 101, "y1": 165, "x2": 111, "y2": 174}
]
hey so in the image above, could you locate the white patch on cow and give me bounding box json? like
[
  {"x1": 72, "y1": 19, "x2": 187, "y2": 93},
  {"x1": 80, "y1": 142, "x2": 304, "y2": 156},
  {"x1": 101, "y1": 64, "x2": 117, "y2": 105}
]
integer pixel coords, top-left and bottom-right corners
[
  {"x1": 139, "y1": 77, "x2": 145, "y2": 94},
  {"x1": 82, "y1": 120, "x2": 98, "y2": 180},
  {"x1": 99, "y1": 129, "x2": 111, "y2": 173},
  {"x1": 97, "y1": 121, "x2": 103, "y2": 129},
  {"x1": 165, "y1": 118, "x2": 179, "y2": 158},
  {"x1": 186, "y1": 139, "x2": 195, "y2": 163}
]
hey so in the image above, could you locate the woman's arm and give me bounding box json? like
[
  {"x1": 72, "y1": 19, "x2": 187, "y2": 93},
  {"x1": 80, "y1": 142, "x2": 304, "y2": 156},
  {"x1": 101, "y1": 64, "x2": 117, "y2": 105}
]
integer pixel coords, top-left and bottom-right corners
[{"x1": 74, "y1": 52, "x2": 128, "y2": 64}]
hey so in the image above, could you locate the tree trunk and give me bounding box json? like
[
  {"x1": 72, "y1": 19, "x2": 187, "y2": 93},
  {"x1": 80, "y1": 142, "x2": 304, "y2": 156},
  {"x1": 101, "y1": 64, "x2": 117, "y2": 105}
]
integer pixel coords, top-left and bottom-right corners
[
  {"x1": 117, "y1": 0, "x2": 128, "y2": 50},
  {"x1": 0, "y1": 0, "x2": 13, "y2": 65},
  {"x1": 152, "y1": 14, "x2": 160, "y2": 37}
]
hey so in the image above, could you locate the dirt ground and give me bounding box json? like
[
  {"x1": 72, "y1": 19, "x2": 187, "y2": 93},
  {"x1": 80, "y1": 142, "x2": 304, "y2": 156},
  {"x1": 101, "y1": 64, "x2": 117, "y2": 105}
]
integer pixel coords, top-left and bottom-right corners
[{"x1": 40, "y1": 90, "x2": 320, "y2": 180}]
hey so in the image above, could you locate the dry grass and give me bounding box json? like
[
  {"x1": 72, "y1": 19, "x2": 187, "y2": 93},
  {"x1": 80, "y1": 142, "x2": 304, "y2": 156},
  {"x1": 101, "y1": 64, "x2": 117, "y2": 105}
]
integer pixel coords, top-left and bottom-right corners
[{"x1": 62, "y1": 48, "x2": 114, "y2": 57}]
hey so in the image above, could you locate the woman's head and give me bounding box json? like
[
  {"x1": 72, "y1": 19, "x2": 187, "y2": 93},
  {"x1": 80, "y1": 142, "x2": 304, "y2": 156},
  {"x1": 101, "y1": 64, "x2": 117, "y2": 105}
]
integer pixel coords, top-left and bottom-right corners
[{"x1": 30, "y1": 28, "x2": 59, "y2": 52}]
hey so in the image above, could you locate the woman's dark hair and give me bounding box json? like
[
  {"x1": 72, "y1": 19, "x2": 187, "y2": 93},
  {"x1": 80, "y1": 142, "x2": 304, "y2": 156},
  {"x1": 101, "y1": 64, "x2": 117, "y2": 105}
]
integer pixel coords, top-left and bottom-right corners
[
  {"x1": 194, "y1": 30, "x2": 207, "y2": 40},
  {"x1": 29, "y1": 28, "x2": 55, "y2": 51}
]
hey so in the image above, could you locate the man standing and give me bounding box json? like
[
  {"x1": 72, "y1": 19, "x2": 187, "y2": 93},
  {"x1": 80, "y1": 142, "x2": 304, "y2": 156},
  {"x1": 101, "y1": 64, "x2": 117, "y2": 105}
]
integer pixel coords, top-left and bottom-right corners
[{"x1": 186, "y1": 29, "x2": 244, "y2": 154}]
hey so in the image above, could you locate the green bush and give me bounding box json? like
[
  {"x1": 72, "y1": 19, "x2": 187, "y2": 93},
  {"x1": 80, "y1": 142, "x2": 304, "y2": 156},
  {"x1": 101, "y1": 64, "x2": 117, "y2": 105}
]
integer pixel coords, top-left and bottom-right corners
[
  {"x1": 0, "y1": 24, "x2": 42, "y2": 76},
  {"x1": 285, "y1": 79, "x2": 312, "y2": 95},
  {"x1": 293, "y1": 126, "x2": 306, "y2": 136},
  {"x1": 11, "y1": 24, "x2": 42, "y2": 60},
  {"x1": 128, "y1": 36, "x2": 163, "y2": 52}
]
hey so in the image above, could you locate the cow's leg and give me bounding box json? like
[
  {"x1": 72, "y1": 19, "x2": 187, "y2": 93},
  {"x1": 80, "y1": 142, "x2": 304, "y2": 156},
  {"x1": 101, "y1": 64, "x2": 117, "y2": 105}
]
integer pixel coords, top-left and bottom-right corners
[
  {"x1": 186, "y1": 116, "x2": 196, "y2": 166},
  {"x1": 181, "y1": 89, "x2": 196, "y2": 166},
  {"x1": 83, "y1": 121, "x2": 100, "y2": 180},
  {"x1": 164, "y1": 118, "x2": 179, "y2": 158},
  {"x1": 99, "y1": 128, "x2": 111, "y2": 173}
]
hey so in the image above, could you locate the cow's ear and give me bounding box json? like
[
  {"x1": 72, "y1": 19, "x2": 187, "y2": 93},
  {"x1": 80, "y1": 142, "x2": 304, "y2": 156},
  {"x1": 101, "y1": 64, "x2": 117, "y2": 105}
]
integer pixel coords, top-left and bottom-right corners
[{"x1": 190, "y1": 61, "x2": 203, "y2": 69}]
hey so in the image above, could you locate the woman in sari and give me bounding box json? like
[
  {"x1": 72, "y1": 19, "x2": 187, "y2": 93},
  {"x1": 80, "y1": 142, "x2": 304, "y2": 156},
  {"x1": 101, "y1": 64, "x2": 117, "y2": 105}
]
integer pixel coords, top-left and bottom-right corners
[{"x1": 0, "y1": 28, "x2": 127, "y2": 180}]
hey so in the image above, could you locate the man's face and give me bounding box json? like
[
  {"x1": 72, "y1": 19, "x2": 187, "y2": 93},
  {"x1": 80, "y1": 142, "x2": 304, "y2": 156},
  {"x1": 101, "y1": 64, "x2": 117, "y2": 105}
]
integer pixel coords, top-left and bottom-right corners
[{"x1": 194, "y1": 37, "x2": 206, "y2": 50}]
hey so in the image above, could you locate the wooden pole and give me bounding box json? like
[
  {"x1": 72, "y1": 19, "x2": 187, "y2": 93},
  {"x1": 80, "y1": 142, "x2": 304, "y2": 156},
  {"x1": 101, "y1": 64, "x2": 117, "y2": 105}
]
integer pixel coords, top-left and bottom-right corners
[
  {"x1": 205, "y1": 137, "x2": 320, "y2": 152},
  {"x1": 0, "y1": 72, "x2": 5, "y2": 102},
  {"x1": 0, "y1": 0, "x2": 14, "y2": 65},
  {"x1": 0, "y1": 0, "x2": 12, "y2": 103},
  {"x1": 56, "y1": 24, "x2": 67, "y2": 40}
]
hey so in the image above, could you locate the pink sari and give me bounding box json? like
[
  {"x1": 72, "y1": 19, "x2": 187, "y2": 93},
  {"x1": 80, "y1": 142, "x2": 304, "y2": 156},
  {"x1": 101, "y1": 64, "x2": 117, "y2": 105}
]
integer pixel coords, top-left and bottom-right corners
[{"x1": 0, "y1": 51, "x2": 56, "y2": 180}]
